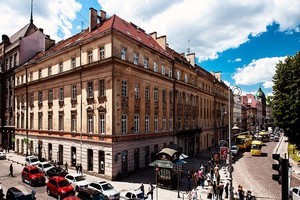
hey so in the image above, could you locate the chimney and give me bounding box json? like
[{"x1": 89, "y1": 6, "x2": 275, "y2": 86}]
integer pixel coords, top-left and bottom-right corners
[
  {"x1": 100, "y1": 10, "x2": 106, "y2": 22},
  {"x1": 39, "y1": 28, "x2": 44, "y2": 33},
  {"x1": 89, "y1": 7, "x2": 98, "y2": 32}
]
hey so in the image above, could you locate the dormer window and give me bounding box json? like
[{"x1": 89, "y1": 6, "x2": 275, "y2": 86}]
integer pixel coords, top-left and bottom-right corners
[
  {"x1": 121, "y1": 47, "x2": 127, "y2": 60},
  {"x1": 99, "y1": 46, "x2": 105, "y2": 60},
  {"x1": 88, "y1": 51, "x2": 93, "y2": 63},
  {"x1": 71, "y1": 57, "x2": 76, "y2": 69}
]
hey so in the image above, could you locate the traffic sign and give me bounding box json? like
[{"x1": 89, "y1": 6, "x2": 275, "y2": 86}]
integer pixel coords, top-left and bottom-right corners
[
  {"x1": 226, "y1": 165, "x2": 234, "y2": 173},
  {"x1": 219, "y1": 140, "x2": 228, "y2": 147},
  {"x1": 220, "y1": 147, "x2": 228, "y2": 160}
]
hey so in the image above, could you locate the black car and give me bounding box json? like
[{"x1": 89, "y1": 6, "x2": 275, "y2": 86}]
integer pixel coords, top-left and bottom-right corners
[
  {"x1": 77, "y1": 188, "x2": 105, "y2": 200},
  {"x1": 6, "y1": 187, "x2": 34, "y2": 200},
  {"x1": 46, "y1": 166, "x2": 68, "y2": 178}
]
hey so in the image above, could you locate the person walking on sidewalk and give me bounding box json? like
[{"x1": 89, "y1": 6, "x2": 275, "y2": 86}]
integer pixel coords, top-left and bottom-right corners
[
  {"x1": 79, "y1": 163, "x2": 82, "y2": 174},
  {"x1": 138, "y1": 183, "x2": 145, "y2": 198},
  {"x1": 8, "y1": 163, "x2": 14, "y2": 177},
  {"x1": 146, "y1": 183, "x2": 155, "y2": 200},
  {"x1": 225, "y1": 182, "x2": 229, "y2": 198},
  {"x1": 65, "y1": 162, "x2": 68, "y2": 173},
  {"x1": 207, "y1": 182, "x2": 213, "y2": 200},
  {"x1": 191, "y1": 186, "x2": 198, "y2": 200}
]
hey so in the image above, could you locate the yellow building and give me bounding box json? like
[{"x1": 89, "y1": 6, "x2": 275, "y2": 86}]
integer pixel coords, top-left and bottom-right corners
[{"x1": 13, "y1": 8, "x2": 229, "y2": 180}]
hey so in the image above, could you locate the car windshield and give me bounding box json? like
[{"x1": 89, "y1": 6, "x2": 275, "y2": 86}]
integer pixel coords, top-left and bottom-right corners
[
  {"x1": 30, "y1": 168, "x2": 42, "y2": 174},
  {"x1": 30, "y1": 158, "x2": 39, "y2": 163},
  {"x1": 75, "y1": 176, "x2": 86, "y2": 181},
  {"x1": 43, "y1": 163, "x2": 52, "y2": 168},
  {"x1": 102, "y1": 183, "x2": 113, "y2": 190},
  {"x1": 58, "y1": 180, "x2": 70, "y2": 187}
]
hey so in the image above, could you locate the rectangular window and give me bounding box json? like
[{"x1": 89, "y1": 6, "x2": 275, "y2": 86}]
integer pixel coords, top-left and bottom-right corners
[
  {"x1": 185, "y1": 94, "x2": 189, "y2": 104},
  {"x1": 6, "y1": 58, "x2": 9, "y2": 70},
  {"x1": 30, "y1": 93, "x2": 34, "y2": 106},
  {"x1": 21, "y1": 115, "x2": 24, "y2": 128},
  {"x1": 145, "y1": 115, "x2": 149, "y2": 132},
  {"x1": 87, "y1": 113, "x2": 94, "y2": 133},
  {"x1": 177, "y1": 71, "x2": 181, "y2": 80},
  {"x1": 72, "y1": 85, "x2": 77, "y2": 100},
  {"x1": 169, "y1": 68, "x2": 172, "y2": 78},
  {"x1": 154, "y1": 116, "x2": 158, "y2": 132},
  {"x1": 88, "y1": 82, "x2": 93, "y2": 98},
  {"x1": 184, "y1": 116, "x2": 189, "y2": 129},
  {"x1": 169, "y1": 116, "x2": 173, "y2": 130},
  {"x1": 38, "y1": 69, "x2": 42, "y2": 79},
  {"x1": 48, "y1": 89, "x2": 53, "y2": 102},
  {"x1": 162, "y1": 90, "x2": 166, "y2": 103},
  {"x1": 134, "y1": 115, "x2": 139, "y2": 133},
  {"x1": 121, "y1": 114, "x2": 127, "y2": 134},
  {"x1": 59, "y1": 112, "x2": 64, "y2": 131},
  {"x1": 153, "y1": 61, "x2": 158, "y2": 72},
  {"x1": 162, "y1": 64, "x2": 165, "y2": 75},
  {"x1": 144, "y1": 57, "x2": 148, "y2": 68},
  {"x1": 71, "y1": 113, "x2": 77, "y2": 132},
  {"x1": 184, "y1": 74, "x2": 188, "y2": 83},
  {"x1": 59, "y1": 87, "x2": 64, "y2": 101},
  {"x1": 71, "y1": 57, "x2": 76, "y2": 69},
  {"x1": 134, "y1": 83, "x2": 139, "y2": 99},
  {"x1": 48, "y1": 66, "x2": 52, "y2": 76},
  {"x1": 162, "y1": 116, "x2": 166, "y2": 130},
  {"x1": 88, "y1": 51, "x2": 93, "y2": 63},
  {"x1": 121, "y1": 47, "x2": 127, "y2": 60},
  {"x1": 122, "y1": 80, "x2": 127, "y2": 97},
  {"x1": 38, "y1": 91, "x2": 43, "y2": 105},
  {"x1": 133, "y1": 53, "x2": 138, "y2": 65},
  {"x1": 99, "y1": 79, "x2": 105, "y2": 97},
  {"x1": 193, "y1": 117, "x2": 196, "y2": 128},
  {"x1": 48, "y1": 113, "x2": 52, "y2": 130},
  {"x1": 59, "y1": 62, "x2": 63, "y2": 73},
  {"x1": 177, "y1": 116, "x2": 182, "y2": 129},
  {"x1": 99, "y1": 114, "x2": 105, "y2": 134},
  {"x1": 14, "y1": 53, "x2": 17, "y2": 66},
  {"x1": 38, "y1": 113, "x2": 43, "y2": 130},
  {"x1": 145, "y1": 86, "x2": 150, "y2": 101},
  {"x1": 99, "y1": 46, "x2": 105, "y2": 60},
  {"x1": 154, "y1": 87, "x2": 158, "y2": 102},
  {"x1": 30, "y1": 114, "x2": 34, "y2": 129},
  {"x1": 9, "y1": 56, "x2": 13, "y2": 68}
]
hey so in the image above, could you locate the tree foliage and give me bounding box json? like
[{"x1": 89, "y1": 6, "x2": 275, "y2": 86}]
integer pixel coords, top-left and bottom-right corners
[{"x1": 272, "y1": 51, "x2": 300, "y2": 147}]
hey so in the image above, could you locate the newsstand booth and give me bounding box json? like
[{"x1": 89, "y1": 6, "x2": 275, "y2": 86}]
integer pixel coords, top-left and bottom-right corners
[{"x1": 150, "y1": 147, "x2": 186, "y2": 189}]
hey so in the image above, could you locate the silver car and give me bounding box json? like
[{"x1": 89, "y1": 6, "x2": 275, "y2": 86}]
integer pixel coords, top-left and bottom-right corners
[
  {"x1": 290, "y1": 187, "x2": 300, "y2": 200},
  {"x1": 88, "y1": 181, "x2": 120, "y2": 200}
]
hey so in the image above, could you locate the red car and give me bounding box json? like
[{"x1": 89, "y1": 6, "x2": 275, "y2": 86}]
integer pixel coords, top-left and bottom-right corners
[
  {"x1": 47, "y1": 176, "x2": 75, "y2": 200},
  {"x1": 21, "y1": 165, "x2": 45, "y2": 186}
]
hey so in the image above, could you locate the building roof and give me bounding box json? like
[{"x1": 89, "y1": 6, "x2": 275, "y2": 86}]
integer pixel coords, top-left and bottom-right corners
[
  {"x1": 30, "y1": 14, "x2": 171, "y2": 63},
  {"x1": 9, "y1": 23, "x2": 38, "y2": 44}
]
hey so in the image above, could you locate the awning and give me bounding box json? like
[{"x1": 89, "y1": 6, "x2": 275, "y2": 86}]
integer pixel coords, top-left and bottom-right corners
[
  {"x1": 179, "y1": 153, "x2": 188, "y2": 160},
  {"x1": 149, "y1": 160, "x2": 174, "y2": 169}
]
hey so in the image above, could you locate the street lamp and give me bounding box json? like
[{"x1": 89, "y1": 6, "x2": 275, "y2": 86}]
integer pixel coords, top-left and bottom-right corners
[{"x1": 228, "y1": 86, "x2": 241, "y2": 200}]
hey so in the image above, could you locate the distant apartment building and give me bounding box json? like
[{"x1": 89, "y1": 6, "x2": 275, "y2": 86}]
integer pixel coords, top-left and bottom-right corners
[{"x1": 12, "y1": 8, "x2": 230, "y2": 180}]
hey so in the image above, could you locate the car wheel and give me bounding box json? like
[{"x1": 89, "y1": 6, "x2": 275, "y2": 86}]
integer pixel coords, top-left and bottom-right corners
[{"x1": 47, "y1": 188, "x2": 51, "y2": 196}]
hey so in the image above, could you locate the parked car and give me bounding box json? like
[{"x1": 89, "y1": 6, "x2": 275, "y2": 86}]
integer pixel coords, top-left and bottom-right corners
[
  {"x1": 88, "y1": 181, "x2": 120, "y2": 200},
  {"x1": 25, "y1": 156, "x2": 40, "y2": 166},
  {"x1": 231, "y1": 145, "x2": 239, "y2": 155},
  {"x1": 274, "y1": 135, "x2": 280, "y2": 142},
  {"x1": 46, "y1": 176, "x2": 75, "y2": 200},
  {"x1": 63, "y1": 196, "x2": 81, "y2": 200},
  {"x1": 120, "y1": 189, "x2": 148, "y2": 200},
  {"x1": 290, "y1": 186, "x2": 300, "y2": 200},
  {"x1": 37, "y1": 161, "x2": 54, "y2": 173},
  {"x1": 6, "y1": 187, "x2": 34, "y2": 200},
  {"x1": 21, "y1": 165, "x2": 46, "y2": 186},
  {"x1": 0, "y1": 149, "x2": 6, "y2": 160},
  {"x1": 46, "y1": 166, "x2": 68, "y2": 178},
  {"x1": 65, "y1": 173, "x2": 89, "y2": 191},
  {"x1": 77, "y1": 188, "x2": 105, "y2": 200}
]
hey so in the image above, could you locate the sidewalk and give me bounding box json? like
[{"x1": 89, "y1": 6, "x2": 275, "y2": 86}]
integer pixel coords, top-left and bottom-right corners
[{"x1": 5, "y1": 148, "x2": 230, "y2": 200}]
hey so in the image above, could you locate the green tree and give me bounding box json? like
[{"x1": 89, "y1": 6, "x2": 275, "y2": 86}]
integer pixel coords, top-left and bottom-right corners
[{"x1": 272, "y1": 51, "x2": 300, "y2": 147}]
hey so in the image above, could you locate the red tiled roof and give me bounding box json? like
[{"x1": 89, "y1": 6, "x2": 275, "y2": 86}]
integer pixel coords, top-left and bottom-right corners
[{"x1": 31, "y1": 14, "x2": 172, "y2": 62}]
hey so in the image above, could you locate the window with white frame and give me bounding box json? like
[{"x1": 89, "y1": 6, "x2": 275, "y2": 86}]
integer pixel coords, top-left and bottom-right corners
[
  {"x1": 38, "y1": 113, "x2": 43, "y2": 129},
  {"x1": 134, "y1": 83, "x2": 139, "y2": 99},
  {"x1": 177, "y1": 116, "x2": 182, "y2": 129},
  {"x1": 154, "y1": 116, "x2": 158, "y2": 132},
  {"x1": 145, "y1": 115, "x2": 149, "y2": 132},
  {"x1": 133, "y1": 52, "x2": 138, "y2": 65},
  {"x1": 87, "y1": 113, "x2": 93, "y2": 133},
  {"x1": 99, "y1": 113, "x2": 105, "y2": 134},
  {"x1": 71, "y1": 113, "x2": 77, "y2": 132},
  {"x1": 121, "y1": 47, "x2": 127, "y2": 60},
  {"x1": 162, "y1": 64, "x2": 165, "y2": 75},
  {"x1": 48, "y1": 89, "x2": 53, "y2": 103},
  {"x1": 71, "y1": 57, "x2": 76, "y2": 69},
  {"x1": 154, "y1": 87, "x2": 158, "y2": 102},
  {"x1": 38, "y1": 91, "x2": 43, "y2": 105},
  {"x1": 72, "y1": 85, "x2": 77, "y2": 100},
  {"x1": 178, "y1": 92, "x2": 182, "y2": 104},
  {"x1": 121, "y1": 114, "x2": 127, "y2": 134},
  {"x1": 59, "y1": 62, "x2": 63, "y2": 73},
  {"x1": 48, "y1": 66, "x2": 52, "y2": 76},
  {"x1": 38, "y1": 69, "x2": 42, "y2": 79},
  {"x1": 87, "y1": 82, "x2": 93, "y2": 98},
  {"x1": 99, "y1": 79, "x2": 105, "y2": 97},
  {"x1": 153, "y1": 61, "x2": 158, "y2": 72},
  {"x1": 162, "y1": 116, "x2": 166, "y2": 130},
  {"x1": 21, "y1": 115, "x2": 24, "y2": 128},
  {"x1": 30, "y1": 93, "x2": 34, "y2": 106},
  {"x1": 184, "y1": 74, "x2": 188, "y2": 83},
  {"x1": 122, "y1": 80, "x2": 127, "y2": 97},
  {"x1": 30, "y1": 114, "x2": 34, "y2": 129},
  {"x1": 59, "y1": 87, "x2": 64, "y2": 101},
  {"x1": 59, "y1": 112, "x2": 64, "y2": 131},
  {"x1": 144, "y1": 57, "x2": 148, "y2": 68},
  {"x1": 145, "y1": 86, "x2": 150, "y2": 101},
  {"x1": 169, "y1": 68, "x2": 172, "y2": 77},
  {"x1": 99, "y1": 46, "x2": 105, "y2": 60},
  {"x1": 134, "y1": 115, "x2": 139, "y2": 133},
  {"x1": 185, "y1": 93, "x2": 189, "y2": 104},
  {"x1": 88, "y1": 51, "x2": 93, "y2": 63},
  {"x1": 48, "y1": 113, "x2": 52, "y2": 130},
  {"x1": 14, "y1": 53, "x2": 17, "y2": 66},
  {"x1": 177, "y1": 70, "x2": 181, "y2": 80}
]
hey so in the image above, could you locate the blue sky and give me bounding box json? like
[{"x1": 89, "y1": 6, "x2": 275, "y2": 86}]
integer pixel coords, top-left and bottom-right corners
[{"x1": 1, "y1": 0, "x2": 299, "y2": 96}]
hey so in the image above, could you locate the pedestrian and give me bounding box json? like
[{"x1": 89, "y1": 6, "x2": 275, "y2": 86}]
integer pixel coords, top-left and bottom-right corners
[
  {"x1": 79, "y1": 163, "x2": 82, "y2": 174},
  {"x1": 213, "y1": 181, "x2": 217, "y2": 199},
  {"x1": 65, "y1": 162, "x2": 68, "y2": 173},
  {"x1": 7, "y1": 147, "x2": 9, "y2": 153},
  {"x1": 54, "y1": 160, "x2": 57, "y2": 167},
  {"x1": 191, "y1": 186, "x2": 198, "y2": 200},
  {"x1": 147, "y1": 183, "x2": 155, "y2": 200},
  {"x1": 219, "y1": 181, "x2": 224, "y2": 200},
  {"x1": 225, "y1": 182, "x2": 229, "y2": 198},
  {"x1": 207, "y1": 182, "x2": 213, "y2": 200},
  {"x1": 76, "y1": 163, "x2": 79, "y2": 173},
  {"x1": 238, "y1": 185, "x2": 245, "y2": 200},
  {"x1": 187, "y1": 170, "x2": 192, "y2": 191},
  {"x1": 9, "y1": 163, "x2": 13, "y2": 177},
  {"x1": 138, "y1": 183, "x2": 145, "y2": 197}
]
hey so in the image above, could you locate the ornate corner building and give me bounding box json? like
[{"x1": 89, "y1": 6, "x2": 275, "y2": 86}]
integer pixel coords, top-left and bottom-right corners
[{"x1": 1, "y1": 8, "x2": 231, "y2": 180}]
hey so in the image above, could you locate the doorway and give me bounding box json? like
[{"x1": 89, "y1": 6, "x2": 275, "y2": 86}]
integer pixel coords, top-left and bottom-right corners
[
  {"x1": 58, "y1": 145, "x2": 63, "y2": 165},
  {"x1": 71, "y1": 147, "x2": 76, "y2": 167},
  {"x1": 87, "y1": 149, "x2": 93, "y2": 171},
  {"x1": 98, "y1": 150, "x2": 105, "y2": 174}
]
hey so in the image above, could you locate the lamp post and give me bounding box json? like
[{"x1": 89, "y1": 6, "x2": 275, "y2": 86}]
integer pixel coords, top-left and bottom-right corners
[{"x1": 228, "y1": 86, "x2": 241, "y2": 200}]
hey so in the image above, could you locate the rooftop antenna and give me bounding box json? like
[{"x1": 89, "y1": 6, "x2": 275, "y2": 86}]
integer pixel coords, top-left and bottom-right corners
[
  {"x1": 187, "y1": 40, "x2": 190, "y2": 54},
  {"x1": 30, "y1": 0, "x2": 33, "y2": 23}
]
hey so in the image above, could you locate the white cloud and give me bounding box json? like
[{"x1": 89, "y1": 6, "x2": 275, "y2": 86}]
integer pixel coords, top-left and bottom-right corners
[
  {"x1": 263, "y1": 81, "x2": 274, "y2": 89},
  {"x1": 0, "y1": 0, "x2": 82, "y2": 42},
  {"x1": 232, "y1": 56, "x2": 286, "y2": 85},
  {"x1": 98, "y1": 0, "x2": 300, "y2": 61},
  {"x1": 235, "y1": 58, "x2": 242, "y2": 62}
]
